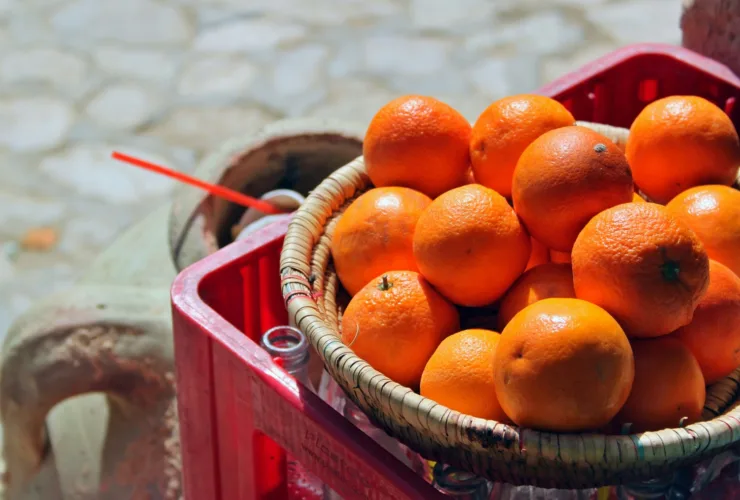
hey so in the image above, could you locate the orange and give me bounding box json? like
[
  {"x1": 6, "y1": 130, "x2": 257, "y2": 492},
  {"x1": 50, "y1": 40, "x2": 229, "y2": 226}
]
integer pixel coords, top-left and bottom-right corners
[
  {"x1": 673, "y1": 260, "x2": 740, "y2": 384},
  {"x1": 512, "y1": 126, "x2": 634, "y2": 252},
  {"x1": 493, "y1": 298, "x2": 634, "y2": 432},
  {"x1": 525, "y1": 237, "x2": 550, "y2": 270},
  {"x1": 470, "y1": 94, "x2": 575, "y2": 198},
  {"x1": 666, "y1": 185, "x2": 740, "y2": 278},
  {"x1": 625, "y1": 95, "x2": 740, "y2": 204},
  {"x1": 341, "y1": 271, "x2": 459, "y2": 389},
  {"x1": 413, "y1": 184, "x2": 531, "y2": 307},
  {"x1": 549, "y1": 249, "x2": 571, "y2": 264},
  {"x1": 331, "y1": 187, "x2": 432, "y2": 296},
  {"x1": 420, "y1": 329, "x2": 509, "y2": 421},
  {"x1": 612, "y1": 337, "x2": 705, "y2": 433},
  {"x1": 497, "y1": 263, "x2": 575, "y2": 330},
  {"x1": 364, "y1": 95, "x2": 471, "y2": 198},
  {"x1": 572, "y1": 202, "x2": 710, "y2": 338},
  {"x1": 632, "y1": 191, "x2": 647, "y2": 203}
]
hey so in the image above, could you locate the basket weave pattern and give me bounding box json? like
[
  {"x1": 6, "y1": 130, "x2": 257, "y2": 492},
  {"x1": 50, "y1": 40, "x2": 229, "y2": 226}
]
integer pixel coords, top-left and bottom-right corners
[{"x1": 280, "y1": 122, "x2": 740, "y2": 488}]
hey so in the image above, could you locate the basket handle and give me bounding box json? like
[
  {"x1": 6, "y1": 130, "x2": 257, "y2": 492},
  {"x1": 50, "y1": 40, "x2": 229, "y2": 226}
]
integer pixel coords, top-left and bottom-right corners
[{"x1": 0, "y1": 285, "x2": 173, "y2": 494}]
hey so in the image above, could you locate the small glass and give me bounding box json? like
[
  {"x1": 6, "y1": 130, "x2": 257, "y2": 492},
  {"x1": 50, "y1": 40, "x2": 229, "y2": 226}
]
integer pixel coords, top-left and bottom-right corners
[
  {"x1": 262, "y1": 326, "x2": 314, "y2": 390},
  {"x1": 261, "y1": 326, "x2": 324, "y2": 499},
  {"x1": 433, "y1": 462, "x2": 491, "y2": 499}
]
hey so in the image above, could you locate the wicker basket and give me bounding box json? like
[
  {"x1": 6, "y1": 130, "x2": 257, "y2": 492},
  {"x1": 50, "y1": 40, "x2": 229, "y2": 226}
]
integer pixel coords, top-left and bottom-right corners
[{"x1": 280, "y1": 121, "x2": 740, "y2": 489}]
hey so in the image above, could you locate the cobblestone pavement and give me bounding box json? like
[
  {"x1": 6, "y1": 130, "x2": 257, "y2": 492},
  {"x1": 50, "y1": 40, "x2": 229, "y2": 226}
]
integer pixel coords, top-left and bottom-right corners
[{"x1": 0, "y1": 0, "x2": 682, "y2": 338}]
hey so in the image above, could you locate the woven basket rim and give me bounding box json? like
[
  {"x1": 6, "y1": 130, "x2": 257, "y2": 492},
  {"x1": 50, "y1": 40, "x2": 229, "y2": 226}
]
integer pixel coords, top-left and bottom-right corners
[{"x1": 280, "y1": 121, "x2": 740, "y2": 485}]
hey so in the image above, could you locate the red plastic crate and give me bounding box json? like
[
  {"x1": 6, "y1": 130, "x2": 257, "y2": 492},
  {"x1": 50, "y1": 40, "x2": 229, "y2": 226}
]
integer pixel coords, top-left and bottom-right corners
[
  {"x1": 171, "y1": 43, "x2": 740, "y2": 500},
  {"x1": 171, "y1": 216, "x2": 442, "y2": 500},
  {"x1": 537, "y1": 43, "x2": 740, "y2": 128}
]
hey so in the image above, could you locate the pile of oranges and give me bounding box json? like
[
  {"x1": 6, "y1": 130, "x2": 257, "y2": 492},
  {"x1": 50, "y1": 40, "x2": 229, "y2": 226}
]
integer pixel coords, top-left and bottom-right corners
[{"x1": 331, "y1": 93, "x2": 740, "y2": 434}]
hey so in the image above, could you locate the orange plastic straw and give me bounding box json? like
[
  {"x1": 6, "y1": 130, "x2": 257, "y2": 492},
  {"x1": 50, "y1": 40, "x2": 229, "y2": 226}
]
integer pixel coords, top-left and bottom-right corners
[{"x1": 111, "y1": 151, "x2": 284, "y2": 215}]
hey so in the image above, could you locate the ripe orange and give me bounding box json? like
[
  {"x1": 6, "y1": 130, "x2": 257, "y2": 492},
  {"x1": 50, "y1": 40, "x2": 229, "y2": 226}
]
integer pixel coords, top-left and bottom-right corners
[
  {"x1": 413, "y1": 184, "x2": 531, "y2": 307},
  {"x1": 364, "y1": 95, "x2": 471, "y2": 198},
  {"x1": 625, "y1": 95, "x2": 740, "y2": 203},
  {"x1": 612, "y1": 337, "x2": 705, "y2": 433},
  {"x1": 666, "y1": 185, "x2": 740, "y2": 278},
  {"x1": 512, "y1": 126, "x2": 634, "y2": 252},
  {"x1": 526, "y1": 237, "x2": 550, "y2": 270},
  {"x1": 341, "y1": 271, "x2": 460, "y2": 389},
  {"x1": 493, "y1": 298, "x2": 634, "y2": 432},
  {"x1": 673, "y1": 260, "x2": 740, "y2": 384},
  {"x1": 497, "y1": 263, "x2": 575, "y2": 330},
  {"x1": 549, "y1": 249, "x2": 571, "y2": 264},
  {"x1": 572, "y1": 202, "x2": 710, "y2": 338},
  {"x1": 470, "y1": 94, "x2": 575, "y2": 198},
  {"x1": 420, "y1": 329, "x2": 509, "y2": 421},
  {"x1": 331, "y1": 187, "x2": 432, "y2": 296}
]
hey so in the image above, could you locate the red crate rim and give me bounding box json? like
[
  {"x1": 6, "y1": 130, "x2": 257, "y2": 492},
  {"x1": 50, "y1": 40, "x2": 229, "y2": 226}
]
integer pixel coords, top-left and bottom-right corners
[{"x1": 538, "y1": 43, "x2": 740, "y2": 98}]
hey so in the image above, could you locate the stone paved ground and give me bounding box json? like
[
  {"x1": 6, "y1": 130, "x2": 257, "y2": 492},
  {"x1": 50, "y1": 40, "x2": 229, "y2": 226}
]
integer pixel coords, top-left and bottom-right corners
[{"x1": 0, "y1": 0, "x2": 682, "y2": 341}]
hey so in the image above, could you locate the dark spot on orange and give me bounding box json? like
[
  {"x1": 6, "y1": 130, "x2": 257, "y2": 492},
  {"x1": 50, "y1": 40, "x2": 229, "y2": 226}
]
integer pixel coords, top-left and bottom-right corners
[
  {"x1": 594, "y1": 143, "x2": 607, "y2": 153},
  {"x1": 595, "y1": 363, "x2": 605, "y2": 381}
]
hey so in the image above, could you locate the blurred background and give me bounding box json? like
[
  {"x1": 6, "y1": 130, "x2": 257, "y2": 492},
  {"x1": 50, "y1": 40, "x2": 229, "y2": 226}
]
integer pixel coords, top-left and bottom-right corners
[{"x1": 0, "y1": 0, "x2": 681, "y2": 340}]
